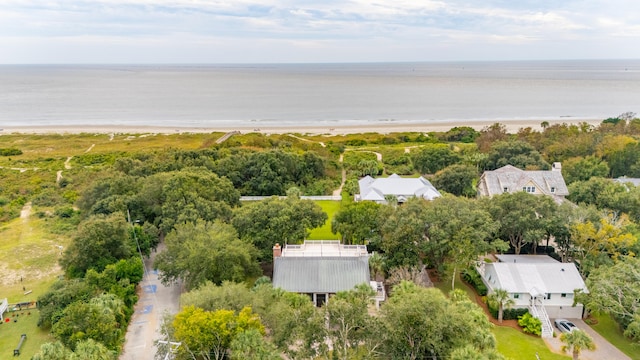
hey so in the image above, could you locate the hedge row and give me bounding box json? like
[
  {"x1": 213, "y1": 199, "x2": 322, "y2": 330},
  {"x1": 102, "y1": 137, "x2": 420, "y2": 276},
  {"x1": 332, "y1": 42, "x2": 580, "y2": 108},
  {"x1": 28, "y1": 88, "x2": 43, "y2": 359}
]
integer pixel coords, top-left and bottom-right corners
[
  {"x1": 461, "y1": 267, "x2": 487, "y2": 296},
  {"x1": 487, "y1": 304, "x2": 529, "y2": 321}
]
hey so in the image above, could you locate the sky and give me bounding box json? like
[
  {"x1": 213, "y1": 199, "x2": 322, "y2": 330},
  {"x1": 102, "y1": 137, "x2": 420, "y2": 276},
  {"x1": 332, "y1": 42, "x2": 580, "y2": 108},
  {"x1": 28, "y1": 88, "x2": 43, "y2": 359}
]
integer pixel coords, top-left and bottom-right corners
[{"x1": 1, "y1": 0, "x2": 639, "y2": 64}]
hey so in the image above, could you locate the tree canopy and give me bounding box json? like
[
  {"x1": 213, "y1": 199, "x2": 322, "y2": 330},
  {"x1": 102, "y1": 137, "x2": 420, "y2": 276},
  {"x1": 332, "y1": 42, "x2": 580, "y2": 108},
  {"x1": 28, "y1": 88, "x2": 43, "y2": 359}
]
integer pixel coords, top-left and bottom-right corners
[
  {"x1": 231, "y1": 196, "x2": 327, "y2": 260},
  {"x1": 154, "y1": 220, "x2": 260, "y2": 289}
]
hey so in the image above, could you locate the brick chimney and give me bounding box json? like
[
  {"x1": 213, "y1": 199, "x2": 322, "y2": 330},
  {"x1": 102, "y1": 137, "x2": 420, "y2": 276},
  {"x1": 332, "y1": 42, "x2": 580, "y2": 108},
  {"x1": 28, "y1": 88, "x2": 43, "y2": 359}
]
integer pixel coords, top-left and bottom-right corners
[{"x1": 273, "y1": 243, "x2": 282, "y2": 258}]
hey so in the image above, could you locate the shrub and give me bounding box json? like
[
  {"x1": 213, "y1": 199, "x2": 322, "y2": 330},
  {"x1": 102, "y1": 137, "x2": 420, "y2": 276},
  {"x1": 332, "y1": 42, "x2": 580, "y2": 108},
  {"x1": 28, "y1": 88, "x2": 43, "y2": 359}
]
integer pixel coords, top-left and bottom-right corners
[
  {"x1": 0, "y1": 148, "x2": 23, "y2": 156},
  {"x1": 461, "y1": 268, "x2": 487, "y2": 296},
  {"x1": 487, "y1": 302, "x2": 529, "y2": 321},
  {"x1": 518, "y1": 313, "x2": 542, "y2": 336}
]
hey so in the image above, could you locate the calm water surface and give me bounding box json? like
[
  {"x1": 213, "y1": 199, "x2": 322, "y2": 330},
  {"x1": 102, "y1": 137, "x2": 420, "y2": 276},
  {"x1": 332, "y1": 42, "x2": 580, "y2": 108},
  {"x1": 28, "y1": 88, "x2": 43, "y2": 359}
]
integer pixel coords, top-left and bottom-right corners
[{"x1": 0, "y1": 60, "x2": 638, "y2": 128}]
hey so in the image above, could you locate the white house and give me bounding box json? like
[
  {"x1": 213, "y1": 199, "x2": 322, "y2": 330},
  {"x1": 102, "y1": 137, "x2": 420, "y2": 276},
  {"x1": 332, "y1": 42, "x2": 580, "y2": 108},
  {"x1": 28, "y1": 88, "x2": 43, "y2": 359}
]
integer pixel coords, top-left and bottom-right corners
[
  {"x1": 614, "y1": 177, "x2": 640, "y2": 187},
  {"x1": 272, "y1": 241, "x2": 385, "y2": 307},
  {"x1": 478, "y1": 255, "x2": 588, "y2": 337},
  {"x1": 477, "y1": 163, "x2": 569, "y2": 203},
  {"x1": 355, "y1": 173, "x2": 441, "y2": 203}
]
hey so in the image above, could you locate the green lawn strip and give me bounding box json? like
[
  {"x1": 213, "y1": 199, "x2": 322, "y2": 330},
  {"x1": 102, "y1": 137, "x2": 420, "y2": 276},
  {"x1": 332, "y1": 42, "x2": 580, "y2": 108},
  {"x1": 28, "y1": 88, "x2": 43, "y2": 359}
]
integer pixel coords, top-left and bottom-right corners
[
  {"x1": 307, "y1": 200, "x2": 341, "y2": 240},
  {"x1": 493, "y1": 326, "x2": 569, "y2": 360},
  {"x1": 0, "y1": 309, "x2": 54, "y2": 359},
  {"x1": 589, "y1": 313, "x2": 640, "y2": 360},
  {"x1": 0, "y1": 214, "x2": 68, "y2": 303},
  {"x1": 433, "y1": 273, "x2": 477, "y2": 300}
]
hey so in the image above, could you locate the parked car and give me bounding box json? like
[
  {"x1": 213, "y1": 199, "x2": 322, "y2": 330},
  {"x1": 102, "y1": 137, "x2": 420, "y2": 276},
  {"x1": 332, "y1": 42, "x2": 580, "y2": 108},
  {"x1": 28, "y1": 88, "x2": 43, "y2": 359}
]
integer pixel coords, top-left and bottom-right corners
[{"x1": 554, "y1": 318, "x2": 578, "y2": 333}]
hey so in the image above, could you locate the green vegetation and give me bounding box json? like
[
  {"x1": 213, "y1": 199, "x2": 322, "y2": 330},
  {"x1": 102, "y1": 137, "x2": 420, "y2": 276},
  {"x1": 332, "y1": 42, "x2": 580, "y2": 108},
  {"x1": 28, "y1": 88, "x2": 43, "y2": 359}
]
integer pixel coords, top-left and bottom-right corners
[
  {"x1": 307, "y1": 200, "x2": 342, "y2": 240},
  {"x1": 590, "y1": 313, "x2": 640, "y2": 360},
  {"x1": 0, "y1": 309, "x2": 54, "y2": 359},
  {"x1": 3, "y1": 116, "x2": 640, "y2": 358},
  {"x1": 493, "y1": 327, "x2": 569, "y2": 360}
]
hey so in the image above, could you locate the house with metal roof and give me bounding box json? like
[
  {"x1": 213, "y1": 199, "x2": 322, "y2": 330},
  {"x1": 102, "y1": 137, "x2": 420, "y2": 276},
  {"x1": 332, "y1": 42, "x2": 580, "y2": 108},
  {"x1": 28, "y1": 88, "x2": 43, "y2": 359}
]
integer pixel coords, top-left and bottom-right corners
[
  {"x1": 477, "y1": 255, "x2": 588, "y2": 337},
  {"x1": 477, "y1": 163, "x2": 569, "y2": 203},
  {"x1": 272, "y1": 241, "x2": 384, "y2": 307},
  {"x1": 355, "y1": 173, "x2": 442, "y2": 203},
  {"x1": 614, "y1": 176, "x2": 640, "y2": 187}
]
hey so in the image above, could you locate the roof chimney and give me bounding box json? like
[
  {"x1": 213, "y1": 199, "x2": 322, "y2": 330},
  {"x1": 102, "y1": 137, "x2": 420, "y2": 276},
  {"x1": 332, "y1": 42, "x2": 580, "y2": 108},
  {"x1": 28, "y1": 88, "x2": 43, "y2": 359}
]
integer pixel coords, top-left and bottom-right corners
[
  {"x1": 552, "y1": 162, "x2": 561, "y2": 171},
  {"x1": 273, "y1": 243, "x2": 282, "y2": 258}
]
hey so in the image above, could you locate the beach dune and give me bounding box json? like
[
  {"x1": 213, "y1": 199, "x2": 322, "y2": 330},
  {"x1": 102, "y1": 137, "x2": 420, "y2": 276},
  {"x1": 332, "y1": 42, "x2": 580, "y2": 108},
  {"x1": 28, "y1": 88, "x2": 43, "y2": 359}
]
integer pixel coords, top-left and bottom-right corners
[{"x1": 0, "y1": 119, "x2": 603, "y2": 136}]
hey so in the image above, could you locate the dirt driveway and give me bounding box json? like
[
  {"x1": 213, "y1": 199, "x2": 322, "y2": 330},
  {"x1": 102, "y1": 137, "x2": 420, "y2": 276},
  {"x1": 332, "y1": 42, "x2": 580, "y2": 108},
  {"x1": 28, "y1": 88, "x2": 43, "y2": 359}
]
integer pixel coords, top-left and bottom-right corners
[{"x1": 545, "y1": 319, "x2": 631, "y2": 360}]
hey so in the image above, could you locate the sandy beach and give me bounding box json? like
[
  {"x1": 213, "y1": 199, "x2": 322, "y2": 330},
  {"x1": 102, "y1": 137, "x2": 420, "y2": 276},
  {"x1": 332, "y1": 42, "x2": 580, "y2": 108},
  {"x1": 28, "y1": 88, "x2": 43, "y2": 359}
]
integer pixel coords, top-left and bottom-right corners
[{"x1": 0, "y1": 119, "x2": 603, "y2": 136}]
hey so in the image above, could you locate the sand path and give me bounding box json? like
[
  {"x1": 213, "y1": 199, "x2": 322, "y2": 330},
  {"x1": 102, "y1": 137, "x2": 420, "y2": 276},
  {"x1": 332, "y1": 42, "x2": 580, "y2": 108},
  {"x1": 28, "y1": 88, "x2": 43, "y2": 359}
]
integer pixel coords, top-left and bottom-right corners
[{"x1": 288, "y1": 134, "x2": 327, "y2": 148}]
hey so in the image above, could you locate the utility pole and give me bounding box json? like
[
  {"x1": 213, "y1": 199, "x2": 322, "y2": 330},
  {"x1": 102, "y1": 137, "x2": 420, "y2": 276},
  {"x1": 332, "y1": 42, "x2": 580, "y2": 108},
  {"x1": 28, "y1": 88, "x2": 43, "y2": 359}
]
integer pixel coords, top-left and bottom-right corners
[{"x1": 157, "y1": 340, "x2": 182, "y2": 360}]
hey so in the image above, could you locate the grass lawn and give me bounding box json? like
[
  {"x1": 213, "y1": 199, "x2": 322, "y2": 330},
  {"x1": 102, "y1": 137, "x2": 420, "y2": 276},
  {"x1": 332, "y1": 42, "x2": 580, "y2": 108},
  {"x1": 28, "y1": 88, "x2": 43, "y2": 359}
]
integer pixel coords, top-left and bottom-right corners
[
  {"x1": 435, "y1": 275, "x2": 569, "y2": 360},
  {"x1": 0, "y1": 309, "x2": 54, "y2": 359},
  {"x1": 493, "y1": 326, "x2": 569, "y2": 360},
  {"x1": 433, "y1": 273, "x2": 477, "y2": 300},
  {"x1": 307, "y1": 200, "x2": 342, "y2": 240},
  {"x1": 589, "y1": 313, "x2": 640, "y2": 360},
  {"x1": 0, "y1": 215, "x2": 69, "y2": 303}
]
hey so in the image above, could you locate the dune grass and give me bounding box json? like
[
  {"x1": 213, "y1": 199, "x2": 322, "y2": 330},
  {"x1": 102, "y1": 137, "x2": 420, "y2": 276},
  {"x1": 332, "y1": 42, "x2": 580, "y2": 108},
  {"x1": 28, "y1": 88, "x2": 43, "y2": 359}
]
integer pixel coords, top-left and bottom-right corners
[
  {"x1": 0, "y1": 309, "x2": 54, "y2": 359},
  {"x1": 589, "y1": 313, "x2": 640, "y2": 360},
  {"x1": 307, "y1": 200, "x2": 342, "y2": 240}
]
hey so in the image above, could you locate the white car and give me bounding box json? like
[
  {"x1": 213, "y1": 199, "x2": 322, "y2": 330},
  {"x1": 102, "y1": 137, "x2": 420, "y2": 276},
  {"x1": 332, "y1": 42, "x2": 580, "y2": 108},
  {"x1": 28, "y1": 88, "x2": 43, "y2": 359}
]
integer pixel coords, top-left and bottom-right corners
[{"x1": 554, "y1": 319, "x2": 578, "y2": 333}]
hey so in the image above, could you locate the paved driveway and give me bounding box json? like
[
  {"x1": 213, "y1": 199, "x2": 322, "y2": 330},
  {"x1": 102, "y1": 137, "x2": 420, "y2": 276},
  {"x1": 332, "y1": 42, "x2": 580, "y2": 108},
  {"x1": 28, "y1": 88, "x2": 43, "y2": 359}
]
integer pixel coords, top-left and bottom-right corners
[
  {"x1": 120, "y1": 244, "x2": 182, "y2": 360},
  {"x1": 545, "y1": 319, "x2": 631, "y2": 360}
]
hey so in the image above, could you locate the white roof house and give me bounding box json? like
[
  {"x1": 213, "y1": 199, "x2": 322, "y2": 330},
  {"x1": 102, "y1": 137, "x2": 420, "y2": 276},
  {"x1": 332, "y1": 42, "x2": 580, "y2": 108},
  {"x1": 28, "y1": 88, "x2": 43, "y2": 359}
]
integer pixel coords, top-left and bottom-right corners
[
  {"x1": 479, "y1": 255, "x2": 588, "y2": 320},
  {"x1": 355, "y1": 174, "x2": 441, "y2": 203},
  {"x1": 477, "y1": 163, "x2": 569, "y2": 203}
]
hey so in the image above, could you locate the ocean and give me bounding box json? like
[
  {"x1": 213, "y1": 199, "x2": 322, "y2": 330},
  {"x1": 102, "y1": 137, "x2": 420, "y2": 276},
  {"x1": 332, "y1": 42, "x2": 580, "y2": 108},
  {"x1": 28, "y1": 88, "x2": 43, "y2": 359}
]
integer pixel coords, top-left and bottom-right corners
[{"x1": 0, "y1": 60, "x2": 638, "y2": 128}]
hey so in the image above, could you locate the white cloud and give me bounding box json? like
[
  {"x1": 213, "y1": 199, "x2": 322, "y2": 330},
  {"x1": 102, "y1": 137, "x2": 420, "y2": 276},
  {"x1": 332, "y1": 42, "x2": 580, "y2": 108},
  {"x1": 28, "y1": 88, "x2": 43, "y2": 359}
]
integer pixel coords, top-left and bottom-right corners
[{"x1": 0, "y1": 0, "x2": 638, "y2": 62}]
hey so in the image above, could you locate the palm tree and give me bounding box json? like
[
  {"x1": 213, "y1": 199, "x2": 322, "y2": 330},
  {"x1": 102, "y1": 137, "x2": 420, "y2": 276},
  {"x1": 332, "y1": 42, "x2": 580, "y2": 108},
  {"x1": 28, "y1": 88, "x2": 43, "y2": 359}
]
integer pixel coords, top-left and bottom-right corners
[
  {"x1": 560, "y1": 329, "x2": 596, "y2": 360},
  {"x1": 488, "y1": 289, "x2": 515, "y2": 323},
  {"x1": 368, "y1": 252, "x2": 385, "y2": 281}
]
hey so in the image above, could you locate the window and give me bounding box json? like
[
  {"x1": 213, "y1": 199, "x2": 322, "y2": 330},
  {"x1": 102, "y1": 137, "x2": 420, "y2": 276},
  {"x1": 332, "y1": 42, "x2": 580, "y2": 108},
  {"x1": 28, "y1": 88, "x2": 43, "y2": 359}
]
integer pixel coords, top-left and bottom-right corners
[
  {"x1": 503, "y1": 187, "x2": 508, "y2": 193},
  {"x1": 523, "y1": 186, "x2": 535, "y2": 193},
  {"x1": 561, "y1": 293, "x2": 567, "y2": 298},
  {"x1": 545, "y1": 293, "x2": 551, "y2": 300},
  {"x1": 513, "y1": 294, "x2": 520, "y2": 299},
  {"x1": 551, "y1": 186, "x2": 556, "y2": 193}
]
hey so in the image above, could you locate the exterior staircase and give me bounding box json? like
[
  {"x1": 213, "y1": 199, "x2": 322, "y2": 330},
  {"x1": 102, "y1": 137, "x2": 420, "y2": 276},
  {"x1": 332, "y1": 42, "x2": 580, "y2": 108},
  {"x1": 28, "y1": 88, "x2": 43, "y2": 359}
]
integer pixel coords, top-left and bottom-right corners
[{"x1": 529, "y1": 299, "x2": 554, "y2": 338}]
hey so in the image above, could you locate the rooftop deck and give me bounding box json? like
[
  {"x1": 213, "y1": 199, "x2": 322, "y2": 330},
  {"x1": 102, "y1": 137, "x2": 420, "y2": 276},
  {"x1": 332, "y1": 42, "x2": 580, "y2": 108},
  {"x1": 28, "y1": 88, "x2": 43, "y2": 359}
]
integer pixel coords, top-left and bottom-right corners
[{"x1": 282, "y1": 240, "x2": 368, "y2": 257}]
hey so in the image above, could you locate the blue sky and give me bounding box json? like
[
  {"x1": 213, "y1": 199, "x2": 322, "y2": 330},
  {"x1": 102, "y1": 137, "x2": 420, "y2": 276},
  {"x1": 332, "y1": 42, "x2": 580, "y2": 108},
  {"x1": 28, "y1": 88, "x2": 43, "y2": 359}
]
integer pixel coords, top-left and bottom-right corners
[{"x1": 1, "y1": 0, "x2": 639, "y2": 63}]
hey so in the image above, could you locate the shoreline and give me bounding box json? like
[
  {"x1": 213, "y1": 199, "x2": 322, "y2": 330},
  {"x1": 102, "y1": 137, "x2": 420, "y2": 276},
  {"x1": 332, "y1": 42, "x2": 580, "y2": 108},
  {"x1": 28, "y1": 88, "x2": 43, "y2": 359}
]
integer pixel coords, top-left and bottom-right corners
[{"x1": 0, "y1": 119, "x2": 604, "y2": 136}]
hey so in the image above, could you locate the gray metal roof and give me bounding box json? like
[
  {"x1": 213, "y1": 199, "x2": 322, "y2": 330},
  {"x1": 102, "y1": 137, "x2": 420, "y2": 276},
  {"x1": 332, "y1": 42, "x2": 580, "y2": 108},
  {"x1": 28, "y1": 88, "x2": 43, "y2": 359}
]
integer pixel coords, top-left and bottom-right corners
[
  {"x1": 486, "y1": 262, "x2": 587, "y2": 295},
  {"x1": 358, "y1": 174, "x2": 441, "y2": 201},
  {"x1": 614, "y1": 177, "x2": 640, "y2": 187},
  {"x1": 273, "y1": 256, "x2": 370, "y2": 293},
  {"x1": 478, "y1": 165, "x2": 569, "y2": 197}
]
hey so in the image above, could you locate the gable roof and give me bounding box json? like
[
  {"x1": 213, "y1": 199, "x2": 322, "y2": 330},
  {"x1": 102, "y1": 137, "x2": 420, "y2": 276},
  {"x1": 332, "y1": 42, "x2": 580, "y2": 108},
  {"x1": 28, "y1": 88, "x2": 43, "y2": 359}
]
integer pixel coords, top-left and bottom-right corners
[
  {"x1": 479, "y1": 165, "x2": 569, "y2": 197},
  {"x1": 273, "y1": 256, "x2": 370, "y2": 293},
  {"x1": 358, "y1": 174, "x2": 441, "y2": 201},
  {"x1": 484, "y1": 261, "x2": 587, "y2": 296}
]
